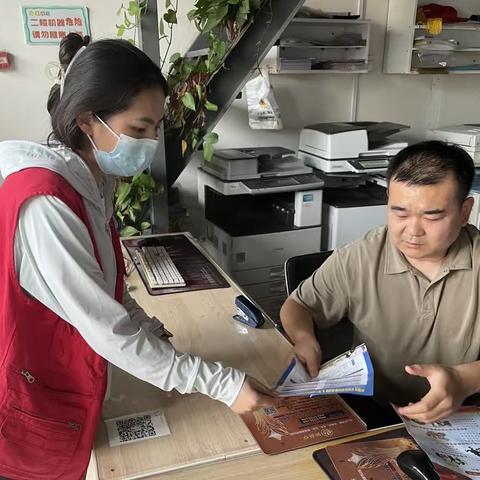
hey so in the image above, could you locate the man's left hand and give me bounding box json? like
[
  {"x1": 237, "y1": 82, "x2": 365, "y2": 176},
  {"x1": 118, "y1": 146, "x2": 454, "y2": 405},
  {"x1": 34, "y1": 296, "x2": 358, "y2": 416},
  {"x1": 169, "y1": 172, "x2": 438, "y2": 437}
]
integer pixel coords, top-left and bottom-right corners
[{"x1": 397, "y1": 364, "x2": 471, "y2": 423}]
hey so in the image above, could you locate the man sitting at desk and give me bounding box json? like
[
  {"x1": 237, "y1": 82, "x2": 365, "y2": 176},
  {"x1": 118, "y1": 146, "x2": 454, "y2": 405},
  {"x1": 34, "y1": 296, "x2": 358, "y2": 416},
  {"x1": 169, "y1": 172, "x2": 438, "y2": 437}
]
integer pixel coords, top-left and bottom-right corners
[{"x1": 280, "y1": 140, "x2": 480, "y2": 423}]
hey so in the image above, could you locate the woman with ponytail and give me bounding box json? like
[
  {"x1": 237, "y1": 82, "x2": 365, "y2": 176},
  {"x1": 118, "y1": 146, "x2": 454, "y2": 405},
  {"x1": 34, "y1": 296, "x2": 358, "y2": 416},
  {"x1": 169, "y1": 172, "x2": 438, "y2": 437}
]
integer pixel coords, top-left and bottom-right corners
[{"x1": 0, "y1": 33, "x2": 276, "y2": 480}]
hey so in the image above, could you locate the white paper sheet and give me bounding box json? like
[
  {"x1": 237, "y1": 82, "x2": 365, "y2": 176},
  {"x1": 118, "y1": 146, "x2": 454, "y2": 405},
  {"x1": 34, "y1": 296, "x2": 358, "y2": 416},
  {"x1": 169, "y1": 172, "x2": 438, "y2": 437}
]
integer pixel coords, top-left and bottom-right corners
[{"x1": 275, "y1": 344, "x2": 374, "y2": 397}]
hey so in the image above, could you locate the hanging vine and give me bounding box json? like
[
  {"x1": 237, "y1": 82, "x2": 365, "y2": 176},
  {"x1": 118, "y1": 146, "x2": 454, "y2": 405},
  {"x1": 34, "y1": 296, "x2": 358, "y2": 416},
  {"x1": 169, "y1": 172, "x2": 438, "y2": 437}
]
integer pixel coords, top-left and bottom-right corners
[
  {"x1": 114, "y1": 0, "x2": 267, "y2": 235},
  {"x1": 116, "y1": 0, "x2": 267, "y2": 160}
]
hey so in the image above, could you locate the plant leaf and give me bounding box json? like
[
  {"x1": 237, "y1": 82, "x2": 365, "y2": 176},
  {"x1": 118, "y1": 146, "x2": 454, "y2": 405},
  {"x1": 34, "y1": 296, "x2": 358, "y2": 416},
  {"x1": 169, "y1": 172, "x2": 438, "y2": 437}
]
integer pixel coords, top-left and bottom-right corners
[
  {"x1": 203, "y1": 142, "x2": 214, "y2": 161},
  {"x1": 170, "y1": 52, "x2": 181, "y2": 63},
  {"x1": 181, "y1": 92, "x2": 196, "y2": 111},
  {"x1": 128, "y1": 1, "x2": 140, "y2": 17},
  {"x1": 203, "y1": 132, "x2": 219, "y2": 144},
  {"x1": 205, "y1": 100, "x2": 218, "y2": 111},
  {"x1": 164, "y1": 9, "x2": 177, "y2": 24},
  {"x1": 180, "y1": 62, "x2": 193, "y2": 76},
  {"x1": 140, "y1": 221, "x2": 151, "y2": 231},
  {"x1": 127, "y1": 207, "x2": 137, "y2": 223},
  {"x1": 201, "y1": 5, "x2": 228, "y2": 33},
  {"x1": 202, "y1": 132, "x2": 219, "y2": 161},
  {"x1": 115, "y1": 182, "x2": 132, "y2": 208},
  {"x1": 120, "y1": 225, "x2": 140, "y2": 237},
  {"x1": 140, "y1": 192, "x2": 151, "y2": 202}
]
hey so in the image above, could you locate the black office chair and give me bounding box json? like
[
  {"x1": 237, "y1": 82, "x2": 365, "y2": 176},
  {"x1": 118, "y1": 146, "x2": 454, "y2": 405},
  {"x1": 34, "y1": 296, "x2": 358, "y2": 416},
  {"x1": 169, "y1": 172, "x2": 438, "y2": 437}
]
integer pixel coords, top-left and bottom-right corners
[{"x1": 284, "y1": 251, "x2": 354, "y2": 362}]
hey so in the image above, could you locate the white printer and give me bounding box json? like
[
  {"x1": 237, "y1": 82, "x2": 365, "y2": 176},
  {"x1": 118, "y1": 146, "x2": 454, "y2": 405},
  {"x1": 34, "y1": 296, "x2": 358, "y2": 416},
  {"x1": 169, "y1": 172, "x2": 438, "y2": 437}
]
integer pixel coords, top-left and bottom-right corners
[
  {"x1": 298, "y1": 121, "x2": 409, "y2": 173},
  {"x1": 427, "y1": 125, "x2": 480, "y2": 166},
  {"x1": 201, "y1": 146, "x2": 311, "y2": 181},
  {"x1": 197, "y1": 146, "x2": 326, "y2": 325}
]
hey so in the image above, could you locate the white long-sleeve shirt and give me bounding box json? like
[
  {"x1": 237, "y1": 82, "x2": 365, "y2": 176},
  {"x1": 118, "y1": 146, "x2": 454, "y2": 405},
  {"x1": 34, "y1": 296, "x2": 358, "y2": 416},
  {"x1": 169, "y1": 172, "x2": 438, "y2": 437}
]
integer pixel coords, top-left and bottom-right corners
[{"x1": 0, "y1": 140, "x2": 244, "y2": 406}]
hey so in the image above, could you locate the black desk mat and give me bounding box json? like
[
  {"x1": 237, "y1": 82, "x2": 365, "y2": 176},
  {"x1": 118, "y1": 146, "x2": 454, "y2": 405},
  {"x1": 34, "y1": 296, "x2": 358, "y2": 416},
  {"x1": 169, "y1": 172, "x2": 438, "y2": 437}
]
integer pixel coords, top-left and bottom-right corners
[
  {"x1": 122, "y1": 234, "x2": 229, "y2": 296},
  {"x1": 312, "y1": 426, "x2": 469, "y2": 480},
  {"x1": 312, "y1": 427, "x2": 408, "y2": 480}
]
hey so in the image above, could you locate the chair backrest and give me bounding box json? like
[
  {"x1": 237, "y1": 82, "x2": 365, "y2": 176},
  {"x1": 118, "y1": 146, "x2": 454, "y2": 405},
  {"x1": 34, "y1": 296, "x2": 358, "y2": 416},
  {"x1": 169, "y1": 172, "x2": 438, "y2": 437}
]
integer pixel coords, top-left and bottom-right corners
[
  {"x1": 284, "y1": 250, "x2": 353, "y2": 362},
  {"x1": 285, "y1": 251, "x2": 334, "y2": 295}
]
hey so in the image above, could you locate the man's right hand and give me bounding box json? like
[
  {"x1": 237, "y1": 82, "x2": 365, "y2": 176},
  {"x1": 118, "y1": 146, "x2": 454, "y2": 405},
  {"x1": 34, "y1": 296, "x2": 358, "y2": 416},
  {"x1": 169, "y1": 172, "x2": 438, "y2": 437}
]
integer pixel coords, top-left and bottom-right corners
[
  {"x1": 294, "y1": 335, "x2": 322, "y2": 377},
  {"x1": 280, "y1": 297, "x2": 322, "y2": 377}
]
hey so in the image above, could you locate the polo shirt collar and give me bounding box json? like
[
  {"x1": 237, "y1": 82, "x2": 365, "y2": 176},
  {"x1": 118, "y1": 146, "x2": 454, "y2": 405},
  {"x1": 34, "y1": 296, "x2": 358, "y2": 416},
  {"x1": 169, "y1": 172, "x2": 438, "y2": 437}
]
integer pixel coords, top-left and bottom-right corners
[
  {"x1": 384, "y1": 234, "x2": 410, "y2": 274},
  {"x1": 384, "y1": 228, "x2": 472, "y2": 275}
]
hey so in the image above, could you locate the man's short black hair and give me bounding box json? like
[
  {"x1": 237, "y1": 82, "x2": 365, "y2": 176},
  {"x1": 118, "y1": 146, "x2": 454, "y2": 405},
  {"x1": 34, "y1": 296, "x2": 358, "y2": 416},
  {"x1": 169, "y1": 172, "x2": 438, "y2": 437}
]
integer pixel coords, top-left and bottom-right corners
[{"x1": 387, "y1": 140, "x2": 475, "y2": 202}]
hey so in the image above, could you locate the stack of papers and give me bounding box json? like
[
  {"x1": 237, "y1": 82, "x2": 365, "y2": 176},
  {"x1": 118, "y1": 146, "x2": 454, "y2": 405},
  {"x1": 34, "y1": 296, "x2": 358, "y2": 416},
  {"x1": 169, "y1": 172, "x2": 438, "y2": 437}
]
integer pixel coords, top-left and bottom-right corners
[
  {"x1": 398, "y1": 406, "x2": 480, "y2": 478},
  {"x1": 280, "y1": 58, "x2": 312, "y2": 71},
  {"x1": 275, "y1": 344, "x2": 374, "y2": 397}
]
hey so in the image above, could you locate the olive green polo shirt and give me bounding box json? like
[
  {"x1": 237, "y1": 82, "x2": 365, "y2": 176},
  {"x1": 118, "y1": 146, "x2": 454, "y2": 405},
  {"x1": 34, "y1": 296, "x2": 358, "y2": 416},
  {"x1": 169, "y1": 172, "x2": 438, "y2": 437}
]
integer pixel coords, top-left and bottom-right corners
[{"x1": 291, "y1": 225, "x2": 480, "y2": 406}]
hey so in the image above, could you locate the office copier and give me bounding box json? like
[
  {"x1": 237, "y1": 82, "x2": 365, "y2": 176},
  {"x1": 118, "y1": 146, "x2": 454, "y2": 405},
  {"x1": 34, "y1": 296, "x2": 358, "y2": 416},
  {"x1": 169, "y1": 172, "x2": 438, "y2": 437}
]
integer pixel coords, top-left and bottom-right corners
[
  {"x1": 197, "y1": 147, "x2": 325, "y2": 323},
  {"x1": 297, "y1": 121, "x2": 410, "y2": 250},
  {"x1": 298, "y1": 121, "x2": 409, "y2": 173},
  {"x1": 321, "y1": 184, "x2": 388, "y2": 250},
  {"x1": 427, "y1": 124, "x2": 480, "y2": 166}
]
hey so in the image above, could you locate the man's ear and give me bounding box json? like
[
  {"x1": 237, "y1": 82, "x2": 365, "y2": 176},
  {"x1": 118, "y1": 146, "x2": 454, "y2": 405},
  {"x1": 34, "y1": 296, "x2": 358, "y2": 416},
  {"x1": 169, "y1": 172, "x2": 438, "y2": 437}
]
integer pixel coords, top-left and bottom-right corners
[
  {"x1": 76, "y1": 112, "x2": 96, "y2": 135},
  {"x1": 461, "y1": 196, "x2": 474, "y2": 226}
]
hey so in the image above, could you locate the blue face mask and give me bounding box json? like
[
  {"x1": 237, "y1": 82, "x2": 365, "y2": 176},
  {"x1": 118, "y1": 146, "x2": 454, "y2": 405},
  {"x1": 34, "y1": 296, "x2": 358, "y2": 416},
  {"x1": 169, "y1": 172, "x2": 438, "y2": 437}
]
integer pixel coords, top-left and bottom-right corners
[{"x1": 87, "y1": 115, "x2": 158, "y2": 177}]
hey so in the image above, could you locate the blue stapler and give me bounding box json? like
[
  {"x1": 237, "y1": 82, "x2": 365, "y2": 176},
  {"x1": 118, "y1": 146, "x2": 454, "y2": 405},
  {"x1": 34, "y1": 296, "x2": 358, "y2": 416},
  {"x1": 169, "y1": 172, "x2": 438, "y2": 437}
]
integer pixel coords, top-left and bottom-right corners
[{"x1": 233, "y1": 295, "x2": 264, "y2": 328}]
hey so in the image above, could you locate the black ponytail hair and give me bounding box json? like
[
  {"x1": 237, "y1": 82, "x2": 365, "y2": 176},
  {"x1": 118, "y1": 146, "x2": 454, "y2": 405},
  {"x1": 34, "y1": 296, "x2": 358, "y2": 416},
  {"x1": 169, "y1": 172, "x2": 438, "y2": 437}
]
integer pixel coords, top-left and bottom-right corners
[
  {"x1": 59, "y1": 32, "x2": 90, "y2": 71},
  {"x1": 47, "y1": 33, "x2": 91, "y2": 116},
  {"x1": 49, "y1": 34, "x2": 168, "y2": 150}
]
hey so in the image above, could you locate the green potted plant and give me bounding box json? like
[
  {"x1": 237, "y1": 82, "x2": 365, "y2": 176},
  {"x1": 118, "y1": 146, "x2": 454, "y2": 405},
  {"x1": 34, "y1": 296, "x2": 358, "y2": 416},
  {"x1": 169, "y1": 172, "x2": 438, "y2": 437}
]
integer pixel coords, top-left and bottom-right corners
[
  {"x1": 114, "y1": 172, "x2": 159, "y2": 236},
  {"x1": 114, "y1": 0, "x2": 267, "y2": 236}
]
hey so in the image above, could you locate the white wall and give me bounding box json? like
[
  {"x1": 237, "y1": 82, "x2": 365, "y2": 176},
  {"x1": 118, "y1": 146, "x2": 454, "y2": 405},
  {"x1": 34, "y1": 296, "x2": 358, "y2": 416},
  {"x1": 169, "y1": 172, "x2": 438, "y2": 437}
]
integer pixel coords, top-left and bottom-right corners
[
  {"x1": 173, "y1": 0, "x2": 480, "y2": 236},
  {"x1": 0, "y1": 0, "x2": 128, "y2": 142},
  {"x1": 211, "y1": 0, "x2": 480, "y2": 149},
  {"x1": 2, "y1": 0, "x2": 480, "y2": 234},
  {"x1": 4, "y1": 1, "x2": 479, "y2": 145}
]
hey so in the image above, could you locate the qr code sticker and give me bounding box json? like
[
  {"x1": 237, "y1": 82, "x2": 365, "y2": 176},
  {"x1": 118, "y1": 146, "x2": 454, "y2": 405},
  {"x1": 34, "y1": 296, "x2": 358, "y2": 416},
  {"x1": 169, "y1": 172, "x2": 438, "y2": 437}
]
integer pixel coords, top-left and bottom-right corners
[
  {"x1": 105, "y1": 410, "x2": 170, "y2": 447},
  {"x1": 117, "y1": 414, "x2": 157, "y2": 443}
]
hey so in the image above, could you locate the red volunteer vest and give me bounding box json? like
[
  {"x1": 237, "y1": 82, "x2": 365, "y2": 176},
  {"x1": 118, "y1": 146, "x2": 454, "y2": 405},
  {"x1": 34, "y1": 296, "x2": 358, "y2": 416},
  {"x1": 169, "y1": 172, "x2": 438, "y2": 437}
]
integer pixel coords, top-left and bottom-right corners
[{"x1": 0, "y1": 167, "x2": 124, "y2": 479}]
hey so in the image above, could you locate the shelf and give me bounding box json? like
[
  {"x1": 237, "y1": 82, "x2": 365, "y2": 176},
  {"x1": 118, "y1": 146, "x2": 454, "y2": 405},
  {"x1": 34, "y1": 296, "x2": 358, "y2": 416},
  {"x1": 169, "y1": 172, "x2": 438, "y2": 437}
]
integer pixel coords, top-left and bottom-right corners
[
  {"x1": 271, "y1": 69, "x2": 369, "y2": 74},
  {"x1": 415, "y1": 23, "x2": 480, "y2": 31},
  {"x1": 410, "y1": 69, "x2": 480, "y2": 74},
  {"x1": 290, "y1": 18, "x2": 369, "y2": 25},
  {"x1": 412, "y1": 47, "x2": 480, "y2": 52},
  {"x1": 280, "y1": 44, "x2": 366, "y2": 49},
  {"x1": 265, "y1": 15, "x2": 371, "y2": 76},
  {"x1": 384, "y1": 0, "x2": 480, "y2": 74}
]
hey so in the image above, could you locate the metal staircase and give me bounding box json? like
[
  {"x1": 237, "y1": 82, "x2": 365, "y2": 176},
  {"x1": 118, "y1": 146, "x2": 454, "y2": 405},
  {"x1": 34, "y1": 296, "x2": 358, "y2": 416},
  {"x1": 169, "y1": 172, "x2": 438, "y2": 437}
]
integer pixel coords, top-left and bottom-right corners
[{"x1": 141, "y1": 0, "x2": 305, "y2": 232}]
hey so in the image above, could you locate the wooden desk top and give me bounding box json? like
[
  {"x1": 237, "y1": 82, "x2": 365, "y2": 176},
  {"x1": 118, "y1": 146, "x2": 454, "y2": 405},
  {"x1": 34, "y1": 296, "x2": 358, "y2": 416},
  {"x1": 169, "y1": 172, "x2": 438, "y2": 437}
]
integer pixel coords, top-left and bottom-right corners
[
  {"x1": 89, "y1": 234, "x2": 394, "y2": 480},
  {"x1": 142, "y1": 426, "x2": 402, "y2": 480},
  {"x1": 92, "y1": 234, "x2": 294, "y2": 479}
]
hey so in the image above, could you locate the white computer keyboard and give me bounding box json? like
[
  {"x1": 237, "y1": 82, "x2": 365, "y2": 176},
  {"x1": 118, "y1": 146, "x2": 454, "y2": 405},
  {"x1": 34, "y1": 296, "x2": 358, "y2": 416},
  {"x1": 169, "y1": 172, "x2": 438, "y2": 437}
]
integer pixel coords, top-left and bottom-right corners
[{"x1": 136, "y1": 246, "x2": 186, "y2": 289}]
